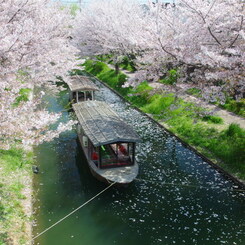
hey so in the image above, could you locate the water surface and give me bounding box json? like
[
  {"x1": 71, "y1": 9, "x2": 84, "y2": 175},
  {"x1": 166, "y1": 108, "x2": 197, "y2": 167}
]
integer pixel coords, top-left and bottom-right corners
[{"x1": 33, "y1": 78, "x2": 245, "y2": 245}]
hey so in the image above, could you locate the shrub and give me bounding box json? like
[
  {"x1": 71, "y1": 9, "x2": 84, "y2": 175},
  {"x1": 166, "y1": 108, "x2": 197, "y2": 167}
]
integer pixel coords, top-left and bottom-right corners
[
  {"x1": 202, "y1": 115, "x2": 223, "y2": 124},
  {"x1": 13, "y1": 88, "x2": 32, "y2": 107},
  {"x1": 127, "y1": 81, "x2": 153, "y2": 107},
  {"x1": 141, "y1": 94, "x2": 175, "y2": 115},
  {"x1": 159, "y1": 69, "x2": 178, "y2": 85},
  {"x1": 225, "y1": 123, "x2": 244, "y2": 137},
  {"x1": 119, "y1": 56, "x2": 136, "y2": 72},
  {"x1": 220, "y1": 98, "x2": 245, "y2": 117},
  {"x1": 186, "y1": 87, "x2": 201, "y2": 96},
  {"x1": 84, "y1": 60, "x2": 110, "y2": 75}
]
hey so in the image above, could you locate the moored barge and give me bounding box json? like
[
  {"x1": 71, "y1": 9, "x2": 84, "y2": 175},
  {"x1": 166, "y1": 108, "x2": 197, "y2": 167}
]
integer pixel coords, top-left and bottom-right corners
[
  {"x1": 68, "y1": 75, "x2": 99, "y2": 103},
  {"x1": 73, "y1": 100, "x2": 140, "y2": 185}
]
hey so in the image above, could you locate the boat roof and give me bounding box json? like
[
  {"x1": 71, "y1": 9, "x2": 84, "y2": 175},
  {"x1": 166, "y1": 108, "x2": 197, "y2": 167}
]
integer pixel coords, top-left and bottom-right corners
[
  {"x1": 68, "y1": 75, "x2": 99, "y2": 92},
  {"x1": 73, "y1": 101, "x2": 140, "y2": 147}
]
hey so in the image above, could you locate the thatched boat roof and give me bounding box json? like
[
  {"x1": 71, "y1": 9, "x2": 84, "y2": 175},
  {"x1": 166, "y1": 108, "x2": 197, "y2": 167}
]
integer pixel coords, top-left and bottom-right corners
[
  {"x1": 68, "y1": 75, "x2": 99, "y2": 92},
  {"x1": 73, "y1": 101, "x2": 140, "y2": 147}
]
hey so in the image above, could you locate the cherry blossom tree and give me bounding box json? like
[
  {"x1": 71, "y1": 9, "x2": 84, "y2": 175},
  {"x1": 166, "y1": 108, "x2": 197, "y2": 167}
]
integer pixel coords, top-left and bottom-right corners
[
  {"x1": 74, "y1": 0, "x2": 244, "y2": 102},
  {"x1": 145, "y1": 0, "x2": 245, "y2": 102},
  {"x1": 0, "y1": 0, "x2": 79, "y2": 149},
  {"x1": 73, "y1": 0, "x2": 147, "y2": 66}
]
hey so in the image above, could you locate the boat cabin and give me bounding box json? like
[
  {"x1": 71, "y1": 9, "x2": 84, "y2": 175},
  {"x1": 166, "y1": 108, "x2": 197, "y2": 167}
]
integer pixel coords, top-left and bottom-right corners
[
  {"x1": 68, "y1": 75, "x2": 99, "y2": 103},
  {"x1": 73, "y1": 101, "x2": 140, "y2": 171}
]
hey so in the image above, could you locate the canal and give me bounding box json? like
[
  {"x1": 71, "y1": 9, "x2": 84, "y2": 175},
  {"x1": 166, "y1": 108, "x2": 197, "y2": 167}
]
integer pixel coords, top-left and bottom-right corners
[{"x1": 33, "y1": 76, "x2": 245, "y2": 245}]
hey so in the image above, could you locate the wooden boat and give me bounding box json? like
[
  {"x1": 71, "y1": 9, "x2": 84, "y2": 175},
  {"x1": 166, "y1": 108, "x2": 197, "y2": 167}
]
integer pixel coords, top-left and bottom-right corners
[
  {"x1": 67, "y1": 75, "x2": 99, "y2": 103},
  {"x1": 73, "y1": 101, "x2": 140, "y2": 185}
]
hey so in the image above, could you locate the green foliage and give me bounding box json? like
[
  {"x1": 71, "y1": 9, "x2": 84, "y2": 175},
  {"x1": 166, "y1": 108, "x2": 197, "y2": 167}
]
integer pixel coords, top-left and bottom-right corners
[
  {"x1": 0, "y1": 232, "x2": 8, "y2": 245},
  {"x1": 118, "y1": 56, "x2": 136, "y2": 72},
  {"x1": 133, "y1": 81, "x2": 153, "y2": 93},
  {"x1": 95, "y1": 54, "x2": 136, "y2": 72},
  {"x1": 70, "y1": 3, "x2": 80, "y2": 16},
  {"x1": 225, "y1": 123, "x2": 244, "y2": 137},
  {"x1": 141, "y1": 94, "x2": 175, "y2": 115},
  {"x1": 170, "y1": 121, "x2": 245, "y2": 178},
  {"x1": 17, "y1": 69, "x2": 29, "y2": 78},
  {"x1": 220, "y1": 98, "x2": 245, "y2": 117},
  {"x1": 84, "y1": 60, "x2": 110, "y2": 75},
  {"x1": 186, "y1": 87, "x2": 201, "y2": 97},
  {"x1": 84, "y1": 60, "x2": 132, "y2": 97},
  {"x1": 13, "y1": 88, "x2": 32, "y2": 107},
  {"x1": 159, "y1": 69, "x2": 178, "y2": 85},
  {"x1": 202, "y1": 115, "x2": 223, "y2": 124},
  {"x1": 0, "y1": 148, "x2": 24, "y2": 170},
  {"x1": 0, "y1": 148, "x2": 33, "y2": 244},
  {"x1": 96, "y1": 54, "x2": 113, "y2": 62},
  {"x1": 216, "y1": 125, "x2": 245, "y2": 174},
  {"x1": 127, "y1": 82, "x2": 153, "y2": 107}
]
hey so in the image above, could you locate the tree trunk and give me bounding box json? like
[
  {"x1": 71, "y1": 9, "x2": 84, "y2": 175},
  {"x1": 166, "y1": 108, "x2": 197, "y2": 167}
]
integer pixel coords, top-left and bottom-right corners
[{"x1": 115, "y1": 63, "x2": 119, "y2": 74}]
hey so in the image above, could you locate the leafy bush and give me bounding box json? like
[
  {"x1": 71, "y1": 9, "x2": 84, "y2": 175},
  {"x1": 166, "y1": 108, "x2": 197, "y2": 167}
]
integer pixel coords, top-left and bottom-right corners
[
  {"x1": 141, "y1": 94, "x2": 175, "y2": 115},
  {"x1": 225, "y1": 123, "x2": 244, "y2": 137},
  {"x1": 127, "y1": 81, "x2": 153, "y2": 107},
  {"x1": 202, "y1": 115, "x2": 223, "y2": 124},
  {"x1": 119, "y1": 56, "x2": 136, "y2": 72},
  {"x1": 186, "y1": 87, "x2": 201, "y2": 97},
  {"x1": 96, "y1": 54, "x2": 113, "y2": 62},
  {"x1": 159, "y1": 69, "x2": 178, "y2": 85},
  {"x1": 84, "y1": 60, "x2": 131, "y2": 97},
  {"x1": 220, "y1": 98, "x2": 245, "y2": 117},
  {"x1": 13, "y1": 88, "x2": 32, "y2": 107},
  {"x1": 170, "y1": 121, "x2": 245, "y2": 178},
  {"x1": 84, "y1": 60, "x2": 109, "y2": 74}
]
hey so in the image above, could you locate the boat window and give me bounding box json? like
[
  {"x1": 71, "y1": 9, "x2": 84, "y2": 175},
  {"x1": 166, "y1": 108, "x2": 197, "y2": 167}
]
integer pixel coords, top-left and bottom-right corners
[
  {"x1": 100, "y1": 143, "x2": 134, "y2": 169},
  {"x1": 86, "y1": 91, "x2": 92, "y2": 101},
  {"x1": 78, "y1": 91, "x2": 85, "y2": 101}
]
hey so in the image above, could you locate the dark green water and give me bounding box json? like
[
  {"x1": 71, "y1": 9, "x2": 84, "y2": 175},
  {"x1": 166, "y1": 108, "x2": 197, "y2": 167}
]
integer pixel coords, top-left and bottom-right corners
[{"x1": 33, "y1": 79, "x2": 245, "y2": 245}]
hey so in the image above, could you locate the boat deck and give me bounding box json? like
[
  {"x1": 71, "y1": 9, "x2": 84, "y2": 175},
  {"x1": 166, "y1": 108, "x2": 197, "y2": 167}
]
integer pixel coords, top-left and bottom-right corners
[{"x1": 90, "y1": 160, "x2": 139, "y2": 184}]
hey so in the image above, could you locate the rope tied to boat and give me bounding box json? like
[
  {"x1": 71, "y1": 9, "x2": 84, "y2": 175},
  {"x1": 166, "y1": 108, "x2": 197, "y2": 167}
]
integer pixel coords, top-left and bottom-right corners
[{"x1": 32, "y1": 182, "x2": 116, "y2": 241}]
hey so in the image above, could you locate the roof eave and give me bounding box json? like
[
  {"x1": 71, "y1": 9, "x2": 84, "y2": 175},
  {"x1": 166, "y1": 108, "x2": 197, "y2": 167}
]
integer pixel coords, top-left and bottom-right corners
[{"x1": 93, "y1": 138, "x2": 141, "y2": 147}]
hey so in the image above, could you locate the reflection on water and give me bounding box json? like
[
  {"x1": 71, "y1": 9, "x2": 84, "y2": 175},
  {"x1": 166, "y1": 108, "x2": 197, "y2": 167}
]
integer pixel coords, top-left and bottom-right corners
[{"x1": 33, "y1": 79, "x2": 245, "y2": 245}]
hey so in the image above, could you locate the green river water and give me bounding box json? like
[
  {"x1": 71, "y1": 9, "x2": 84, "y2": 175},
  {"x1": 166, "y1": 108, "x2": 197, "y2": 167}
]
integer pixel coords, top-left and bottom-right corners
[{"x1": 33, "y1": 77, "x2": 245, "y2": 245}]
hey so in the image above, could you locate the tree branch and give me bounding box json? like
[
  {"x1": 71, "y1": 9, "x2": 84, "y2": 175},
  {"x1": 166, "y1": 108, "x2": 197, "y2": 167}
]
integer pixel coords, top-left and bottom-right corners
[
  {"x1": 182, "y1": 0, "x2": 222, "y2": 46},
  {"x1": 157, "y1": 37, "x2": 178, "y2": 60},
  {"x1": 228, "y1": 16, "x2": 244, "y2": 48},
  {"x1": 204, "y1": 0, "x2": 218, "y2": 19},
  {"x1": 7, "y1": 0, "x2": 29, "y2": 24},
  {"x1": 207, "y1": 26, "x2": 222, "y2": 46}
]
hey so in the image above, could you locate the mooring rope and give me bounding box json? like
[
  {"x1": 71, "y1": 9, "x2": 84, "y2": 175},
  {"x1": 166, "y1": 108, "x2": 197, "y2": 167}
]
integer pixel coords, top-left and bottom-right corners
[
  {"x1": 32, "y1": 182, "x2": 116, "y2": 241},
  {"x1": 135, "y1": 178, "x2": 245, "y2": 193}
]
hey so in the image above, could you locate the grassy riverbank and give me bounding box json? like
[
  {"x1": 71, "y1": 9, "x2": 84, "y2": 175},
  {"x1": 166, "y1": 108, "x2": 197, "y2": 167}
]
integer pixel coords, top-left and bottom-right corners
[
  {"x1": 83, "y1": 59, "x2": 245, "y2": 182},
  {"x1": 0, "y1": 148, "x2": 33, "y2": 245}
]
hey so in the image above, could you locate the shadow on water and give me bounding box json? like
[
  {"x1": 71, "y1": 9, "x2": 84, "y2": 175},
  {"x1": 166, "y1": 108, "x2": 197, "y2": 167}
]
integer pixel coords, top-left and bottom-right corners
[{"x1": 33, "y1": 80, "x2": 245, "y2": 245}]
